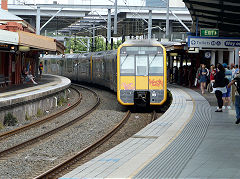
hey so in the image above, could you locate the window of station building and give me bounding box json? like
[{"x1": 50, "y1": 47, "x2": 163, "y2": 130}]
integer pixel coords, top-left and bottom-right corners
[
  {"x1": 136, "y1": 55, "x2": 148, "y2": 76},
  {"x1": 149, "y1": 55, "x2": 164, "y2": 75},
  {"x1": 120, "y1": 54, "x2": 134, "y2": 75}
]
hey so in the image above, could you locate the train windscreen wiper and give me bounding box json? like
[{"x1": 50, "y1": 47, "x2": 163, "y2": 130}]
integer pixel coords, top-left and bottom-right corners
[
  {"x1": 149, "y1": 55, "x2": 157, "y2": 65},
  {"x1": 120, "y1": 55, "x2": 129, "y2": 66}
]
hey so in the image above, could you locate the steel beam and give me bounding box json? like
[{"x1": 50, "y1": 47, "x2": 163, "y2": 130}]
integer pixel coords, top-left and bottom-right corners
[
  {"x1": 166, "y1": 0, "x2": 170, "y2": 39},
  {"x1": 36, "y1": 6, "x2": 40, "y2": 35},
  {"x1": 18, "y1": 4, "x2": 187, "y2": 11},
  {"x1": 114, "y1": 0, "x2": 118, "y2": 34},
  {"x1": 107, "y1": 9, "x2": 111, "y2": 43},
  {"x1": 92, "y1": 24, "x2": 95, "y2": 51},
  {"x1": 40, "y1": 8, "x2": 63, "y2": 31},
  {"x1": 148, "y1": 10, "x2": 152, "y2": 39},
  {"x1": 170, "y1": 10, "x2": 190, "y2": 32}
]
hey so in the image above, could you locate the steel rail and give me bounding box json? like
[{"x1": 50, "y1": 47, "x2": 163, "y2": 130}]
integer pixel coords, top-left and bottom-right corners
[
  {"x1": 34, "y1": 110, "x2": 131, "y2": 179},
  {"x1": 0, "y1": 86, "x2": 81, "y2": 140},
  {"x1": 151, "y1": 110, "x2": 157, "y2": 122},
  {"x1": 0, "y1": 84, "x2": 100, "y2": 158}
]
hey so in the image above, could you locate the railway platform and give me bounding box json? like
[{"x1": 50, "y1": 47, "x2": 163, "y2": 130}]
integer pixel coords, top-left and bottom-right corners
[
  {"x1": 0, "y1": 74, "x2": 71, "y2": 108},
  {"x1": 0, "y1": 74, "x2": 71, "y2": 121},
  {"x1": 62, "y1": 85, "x2": 240, "y2": 179}
]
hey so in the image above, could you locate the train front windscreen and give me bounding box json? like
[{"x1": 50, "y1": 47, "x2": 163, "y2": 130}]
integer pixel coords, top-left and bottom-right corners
[{"x1": 118, "y1": 45, "x2": 166, "y2": 105}]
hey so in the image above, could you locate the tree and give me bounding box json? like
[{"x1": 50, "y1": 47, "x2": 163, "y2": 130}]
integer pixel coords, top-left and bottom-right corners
[{"x1": 65, "y1": 36, "x2": 122, "y2": 53}]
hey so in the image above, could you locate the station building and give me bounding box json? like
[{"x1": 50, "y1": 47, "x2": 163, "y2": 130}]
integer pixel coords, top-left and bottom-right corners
[{"x1": 0, "y1": 3, "x2": 64, "y2": 86}]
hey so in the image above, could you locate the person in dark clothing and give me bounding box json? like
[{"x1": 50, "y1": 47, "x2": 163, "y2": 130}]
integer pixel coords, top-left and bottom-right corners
[
  {"x1": 213, "y1": 63, "x2": 226, "y2": 112},
  {"x1": 228, "y1": 74, "x2": 240, "y2": 124},
  {"x1": 178, "y1": 66, "x2": 183, "y2": 85},
  {"x1": 173, "y1": 66, "x2": 178, "y2": 84},
  {"x1": 39, "y1": 62, "x2": 43, "y2": 78},
  {"x1": 188, "y1": 66, "x2": 194, "y2": 88}
]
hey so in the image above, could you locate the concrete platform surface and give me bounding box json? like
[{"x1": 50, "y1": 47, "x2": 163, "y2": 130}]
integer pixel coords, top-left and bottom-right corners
[
  {"x1": 61, "y1": 85, "x2": 240, "y2": 179},
  {"x1": 0, "y1": 74, "x2": 71, "y2": 108}
]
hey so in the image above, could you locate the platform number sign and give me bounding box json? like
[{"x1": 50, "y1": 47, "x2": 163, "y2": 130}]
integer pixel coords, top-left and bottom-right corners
[{"x1": 204, "y1": 51, "x2": 211, "y2": 59}]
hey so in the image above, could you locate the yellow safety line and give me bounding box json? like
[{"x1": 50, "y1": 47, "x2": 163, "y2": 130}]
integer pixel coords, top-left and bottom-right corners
[{"x1": 129, "y1": 88, "x2": 196, "y2": 179}]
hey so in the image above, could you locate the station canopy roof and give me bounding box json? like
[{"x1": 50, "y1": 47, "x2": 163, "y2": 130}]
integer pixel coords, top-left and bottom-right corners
[
  {"x1": 7, "y1": 3, "x2": 191, "y2": 38},
  {"x1": 183, "y1": 0, "x2": 240, "y2": 37}
]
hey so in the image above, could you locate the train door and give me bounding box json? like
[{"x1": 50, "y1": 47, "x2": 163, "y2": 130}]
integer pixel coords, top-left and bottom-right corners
[{"x1": 135, "y1": 55, "x2": 149, "y2": 90}]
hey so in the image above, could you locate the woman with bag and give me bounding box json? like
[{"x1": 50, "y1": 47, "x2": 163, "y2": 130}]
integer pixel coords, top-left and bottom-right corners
[
  {"x1": 199, "y1": 64, "x2": 209, "y2": 94},
  {"x1": 207, "y1": 64, "x2": 216, "y2": 93},
  {"x1": 213, "y1": 63, "x2": 227, "y2": 112},
  {"x1": 222, "y1": 63, "x2": 232, "y2": 109}
]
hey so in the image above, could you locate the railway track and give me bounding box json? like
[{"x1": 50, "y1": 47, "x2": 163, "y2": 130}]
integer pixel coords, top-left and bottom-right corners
[
  {"x1": 0, "y1": 84, "x2": 100, "y2": 158},
  {"x1": 0, "y1": 86, "x2": 82, "y2": 140},
  {"x1": 34, "y1": 110, "x2": 157, "y2": 179}
]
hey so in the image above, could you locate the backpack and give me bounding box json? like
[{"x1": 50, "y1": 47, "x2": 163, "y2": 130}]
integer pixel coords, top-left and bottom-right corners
[{"x1": 234, "y1": 76, "x2": 240, "y2": 95}]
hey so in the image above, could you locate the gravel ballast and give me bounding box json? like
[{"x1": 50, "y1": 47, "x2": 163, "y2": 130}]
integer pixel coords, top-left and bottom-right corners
[{"x1": 0, "y1": 85, "x2": 127, "y2": 179}]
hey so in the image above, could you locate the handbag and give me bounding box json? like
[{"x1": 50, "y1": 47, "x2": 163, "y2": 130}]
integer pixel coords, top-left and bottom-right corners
[
  {"x1": 223, "y1": 77, "x2": 229, "y2": 86},
  {"x1": 194, "y1": 78, "x2": 198, "y2": 86}
]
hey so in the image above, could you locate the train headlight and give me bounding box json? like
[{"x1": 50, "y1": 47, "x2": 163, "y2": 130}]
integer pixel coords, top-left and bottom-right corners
[{"x1": 152, "y1": 92, "x2": 157, "y2": 97}]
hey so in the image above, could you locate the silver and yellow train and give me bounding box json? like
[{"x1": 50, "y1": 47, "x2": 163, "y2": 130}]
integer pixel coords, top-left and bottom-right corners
[{"x1": 42, "y1": 39, "x2": 167, "y2": 106}]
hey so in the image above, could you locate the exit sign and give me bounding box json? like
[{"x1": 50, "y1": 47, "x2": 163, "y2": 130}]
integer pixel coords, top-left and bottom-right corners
[{"x1": 200, "y1": 29, "x2": 219, "y2": 37}]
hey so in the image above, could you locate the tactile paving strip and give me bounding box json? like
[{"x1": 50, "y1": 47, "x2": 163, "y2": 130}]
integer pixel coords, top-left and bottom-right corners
[{"x1": 134, "y1": 88, "x2": 211, "y2": 178}]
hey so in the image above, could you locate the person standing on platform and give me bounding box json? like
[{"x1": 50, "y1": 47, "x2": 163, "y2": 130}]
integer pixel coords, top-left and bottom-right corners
[
  {"x1": 231, "y1": 63, "x2": 235, "y2": 78},
  {"x1": 39, "y1": 62, "x2": 43, "y2": 78},
  {"x1": 208, "y1": 64, "x2": 216, "y2": 93},
  {"x1": 234, "y1": 65, "x2": 239, "y2": 77},
  {"x1": 228, "y1": 74, "x2": 240, "y2": 124},
  {"x1": 222, "y1": 64, "x2": 232, "y2": 109},
  {"x1": 199, "y1": 64, "x2": 209, "y2": 94},
  {"x1": 213, "y1": 63, "x2": 227, "y2": 112}
]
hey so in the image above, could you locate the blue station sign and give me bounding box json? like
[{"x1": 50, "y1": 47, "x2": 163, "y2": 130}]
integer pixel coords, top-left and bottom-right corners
[{"x1": 188, "y1": 36, "x2": 240, "y2": 48}]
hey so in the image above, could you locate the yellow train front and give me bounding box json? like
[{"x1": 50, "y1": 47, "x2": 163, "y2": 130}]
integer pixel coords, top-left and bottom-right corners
[{"x1": 117, "y1": 39, "x2": 167, "y2": 106}]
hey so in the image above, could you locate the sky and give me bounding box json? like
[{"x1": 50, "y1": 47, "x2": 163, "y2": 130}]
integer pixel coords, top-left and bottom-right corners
[{"x1": 9, "y1": 0, "x2": 145, "y2": 6}]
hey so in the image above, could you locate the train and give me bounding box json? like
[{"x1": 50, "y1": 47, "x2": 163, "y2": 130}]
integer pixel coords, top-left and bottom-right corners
[{"x1": 42, "y1": 39, "x2": 167, "y2": 107}]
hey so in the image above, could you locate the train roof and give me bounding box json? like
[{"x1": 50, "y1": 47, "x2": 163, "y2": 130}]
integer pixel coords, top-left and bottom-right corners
[
  {"x1": 122, "y1": 39, "x2": 161, "y2": 46},
  {"x1": 42, "y1": 54, "x2": 62, "y2": 59},
  {"x1": 64, "y1": 53, "x2": 80, "y2": 58}
]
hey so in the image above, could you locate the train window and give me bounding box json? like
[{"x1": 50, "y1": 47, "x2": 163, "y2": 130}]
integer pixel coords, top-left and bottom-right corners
[
  {"x1": 136, "y1": 55, "x2": 148, "y2": 76},
  {"x1": 123, "y1": 46, "x2": 161, "y2": 54},
  {"x1": 149, "y1": 55, "x2": 164, "y2": 75},
  {"x1": 120, "y1": 55, "x2": 134, "y2": 75}
]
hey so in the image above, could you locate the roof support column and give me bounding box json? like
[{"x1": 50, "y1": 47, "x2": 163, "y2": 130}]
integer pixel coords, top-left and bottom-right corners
[
  {"x1": 218, "y1": 51, "x2": 223, "y2": 64},
  {"x1": 158, "y1": 22, "x2": 162, "y2": 41},
  {"x1": 92, "y1": 24, "x2": 95, "y2": 52},
  {"x1": 87, "y1": 38, "x2": 90, "y2": 52},
  {"x1": 166, "y1": 0, "x2": 169, "y2": 39},
  {"x1": 235, "y1": 48, "x2": 239, "y2": 66},
  {"x1": 36, "y1": 6, "x2": 41, "y2": 35},
  {"x1": 229, "y1": 50, "x2": 234, "y2": 65},
  {"x1": 148, "y1": 10, "x2": 152, "y2": 39},
  {"x1": 114, "y1": 0, "x2": 118, "y2": 34},
  {"x1": 107, "y1": 9, "x2": 111, "y2": 44},
  {"x1": 211, "y1": 51, "x2": 216, "y2": 66}
]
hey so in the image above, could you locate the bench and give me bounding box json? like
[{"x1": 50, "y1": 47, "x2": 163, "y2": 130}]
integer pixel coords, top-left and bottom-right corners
[
  {"x1": 5, "y1": 76, "x2": 11, "y2": 86},
  {"x1": 0, "y1": 74, "x2": 6, "y2": 87}
]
